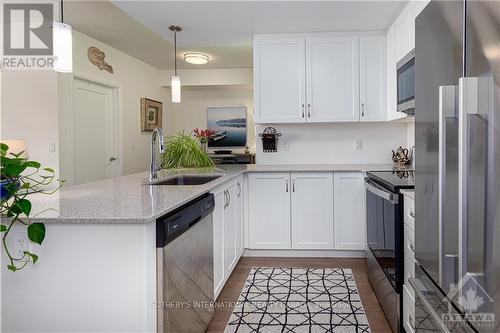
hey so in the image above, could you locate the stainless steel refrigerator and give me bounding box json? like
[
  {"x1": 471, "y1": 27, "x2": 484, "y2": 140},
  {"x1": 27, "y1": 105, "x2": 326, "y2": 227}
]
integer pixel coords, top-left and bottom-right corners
[{"x1": 412, "y1": 1, "x2": 500, "y2": 332}]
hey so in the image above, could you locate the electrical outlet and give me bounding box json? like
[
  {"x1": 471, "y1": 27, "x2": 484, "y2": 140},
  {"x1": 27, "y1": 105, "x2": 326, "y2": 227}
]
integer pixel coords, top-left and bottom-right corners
[
  {"x1": 354, "y1": 139, "x2": 363, "y2": 151},
  {"x1": 48, "y1": 143, "x2": 56, "y2": 153},
  {"x1": 14, "y1": 232, "x2": 30, "y2": 258},
  {"x1": 130, "y1": 142, "x2": 136, "y2": 151}
]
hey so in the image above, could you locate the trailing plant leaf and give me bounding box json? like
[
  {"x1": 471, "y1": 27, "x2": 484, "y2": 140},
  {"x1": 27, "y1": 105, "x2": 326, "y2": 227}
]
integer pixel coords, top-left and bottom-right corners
[
  {"x1": 0, "y1": 143, "x2": 63, "y2": 272},
  {"x1": 24, "y1": 251, "x2": 39, "y2": 264},
  {"x1": 27, "y1": 223, "x2": 45, "y2": 245},
  {"x1": 160, "y1": 132, "x2": 215, "y2": 169}
]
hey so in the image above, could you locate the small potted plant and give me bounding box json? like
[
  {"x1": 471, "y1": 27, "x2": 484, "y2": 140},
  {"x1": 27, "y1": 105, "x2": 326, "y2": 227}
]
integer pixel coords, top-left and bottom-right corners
[{"x1": 193, "y1": 128, "x2": 215, "y2": 152}]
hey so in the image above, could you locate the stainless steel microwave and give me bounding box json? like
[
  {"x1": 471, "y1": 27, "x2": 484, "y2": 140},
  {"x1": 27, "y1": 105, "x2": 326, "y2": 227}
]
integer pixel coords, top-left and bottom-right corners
[{"x1": 396, "y1": 49, "x2": 415, "y2": 114}]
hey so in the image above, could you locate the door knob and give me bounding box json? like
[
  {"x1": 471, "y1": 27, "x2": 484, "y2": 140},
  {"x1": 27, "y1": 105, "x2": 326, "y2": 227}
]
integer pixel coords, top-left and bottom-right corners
[{"x1": 109, "y1": 156, "x2": 117, "y2": 162}]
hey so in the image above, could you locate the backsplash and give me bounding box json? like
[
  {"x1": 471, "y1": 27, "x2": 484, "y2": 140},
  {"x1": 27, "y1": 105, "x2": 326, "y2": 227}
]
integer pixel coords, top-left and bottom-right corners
[{"x1": 255, "y1": 122, "x2": 409, "y2": 164}]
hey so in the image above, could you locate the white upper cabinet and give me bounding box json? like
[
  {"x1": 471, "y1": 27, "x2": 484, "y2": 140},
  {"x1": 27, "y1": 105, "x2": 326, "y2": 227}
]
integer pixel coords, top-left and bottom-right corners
[
  {"x1": 253, "y1": 38, "x2": 306, "y2": 123},
  {"x1": 291, "y1": 173, "x2": 334, "y2": 249},
  {"x1": 306, "y1": 36, "x2": 359, "y2": 122},
  {"x1": 359, "y1": 35, "x2": 387, "y2": 122},
  {"x1": 393, "y1": 0, "x2": 431, "y2": 62},
  {"x1": 254, "y1": 32, "x2": 387, "y2": 123},
  {"x1": 386, "y1": 25, "x2": 406, "y2": 121},
  {"x1": 334, "y1": 172, "x2": 367, "y2": 250}
]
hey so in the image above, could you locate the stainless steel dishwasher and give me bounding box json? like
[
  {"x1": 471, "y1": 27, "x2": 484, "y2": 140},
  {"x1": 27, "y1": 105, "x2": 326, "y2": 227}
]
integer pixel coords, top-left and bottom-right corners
[{"x1": 156, "y1": 193, "x2": 215, "y2": 333}]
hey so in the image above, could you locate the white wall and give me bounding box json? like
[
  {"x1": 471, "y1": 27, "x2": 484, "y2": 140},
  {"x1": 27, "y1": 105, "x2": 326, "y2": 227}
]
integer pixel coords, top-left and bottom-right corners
[
  {"x1": 169, "y1": 86, "x2": 255, "y2": 153},
  {"x1": 1, "y1": 71, "x2": 60, "y2": 175},
  {"x1": 61, "y1": 31, "x2": 174, "y2": 179},
  {"x1": 255, "y1": 122, "x2": 409, "y2": 164}
]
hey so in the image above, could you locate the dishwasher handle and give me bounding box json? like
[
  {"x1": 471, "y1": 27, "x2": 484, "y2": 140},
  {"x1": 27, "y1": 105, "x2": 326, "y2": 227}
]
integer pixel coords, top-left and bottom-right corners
[{"x1": 156, "y1": 193, "x2": 215, "y2": 247}]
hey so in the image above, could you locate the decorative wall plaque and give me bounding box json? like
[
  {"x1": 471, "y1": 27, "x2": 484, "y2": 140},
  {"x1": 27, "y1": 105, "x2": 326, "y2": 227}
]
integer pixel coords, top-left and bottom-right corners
[{"x1": 87, "y1": 46, "x2": 113, "y2": 73}]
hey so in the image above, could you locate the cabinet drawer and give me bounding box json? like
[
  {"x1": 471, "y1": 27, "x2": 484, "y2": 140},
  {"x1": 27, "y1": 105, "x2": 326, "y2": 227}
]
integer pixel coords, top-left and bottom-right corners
[
  {"x1": 404, "y1": 254, "x2": 415, "y2": 299},
  {"x1": 404, "y1": 223, "x2": 415, "y2": 260},
  {"x1": 403, "y1": 284, "x2": 416, "y2": 333},
  {"x1": 404, "y1": 196, "x2": 415, "y2": 231}
]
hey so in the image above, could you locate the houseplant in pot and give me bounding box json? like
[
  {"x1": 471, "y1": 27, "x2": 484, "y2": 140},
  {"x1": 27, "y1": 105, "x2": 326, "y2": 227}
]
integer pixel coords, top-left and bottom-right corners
[
  {"x1": 193, "y1": 128, "x2": 215, "y2": 153},
  {"x1": 1, "y1": 143, "x2": 64, "y2": 272},
  {"x1": 160, "y1": 131, "x2": 215, "y2": 169}
]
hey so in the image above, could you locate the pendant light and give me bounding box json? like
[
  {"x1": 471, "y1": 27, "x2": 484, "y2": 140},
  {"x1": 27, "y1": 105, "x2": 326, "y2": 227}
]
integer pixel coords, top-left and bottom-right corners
[
  {"x1": 53, "y1": 0, "x2": 73, "y2": 73},
  {"x1": 169, "y1": 25, "x2": 182, "y2": 103}
]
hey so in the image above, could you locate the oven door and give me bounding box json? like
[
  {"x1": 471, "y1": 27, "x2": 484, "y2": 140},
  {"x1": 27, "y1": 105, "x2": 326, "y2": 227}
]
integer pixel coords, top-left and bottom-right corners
[{"x1": 365, "y1": 178, "x2": 403, "y2": 292}]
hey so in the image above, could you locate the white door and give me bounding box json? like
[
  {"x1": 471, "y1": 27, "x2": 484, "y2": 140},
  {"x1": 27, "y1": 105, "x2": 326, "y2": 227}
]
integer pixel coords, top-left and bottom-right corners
[
  {"x1": 334, "y1": 172, "x2": 367, "y2": 250},
  {"x1": 291, "y1": 173, "x2": 334, "y2": 249},
  {"x1": 235, "y1": 177, "x2": 244, "y2": 257},
  {"x1": 248, "y1": 173, "x2": 291, "y2": 249},
  {"x1": 359, "y1": 35, "x2": 387, "y2": 122},
  {"x1": 212, "y1": 187, "x2": 225, "y2": 298},
  {"x1": 306, "y1": 36, "x2": 359, "y2": 122},
  {"x1": 254, "y1": 38, "x2": 306, "y2": 123},
  {"x1": 73, "y1": 78, "x2": 117, "y2": 185},
  {"x1": 223, "y1": 182, "x2": 238, "y2": 276}
]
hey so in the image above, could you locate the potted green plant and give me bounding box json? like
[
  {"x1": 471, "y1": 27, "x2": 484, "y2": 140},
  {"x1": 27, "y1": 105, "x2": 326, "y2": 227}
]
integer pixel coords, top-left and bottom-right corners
[
  {"x1": 0, "y1": 143, "x2": 63, "y2": 272},
  {"x1": 160, "y1": 132, "x2": 215, "y2": 169}
]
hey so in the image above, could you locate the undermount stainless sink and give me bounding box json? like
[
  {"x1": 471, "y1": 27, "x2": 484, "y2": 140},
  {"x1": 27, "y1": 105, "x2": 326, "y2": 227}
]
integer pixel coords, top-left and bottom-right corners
[{"x1": 148, "y1": 175, "x2": 222, "y2": 185}]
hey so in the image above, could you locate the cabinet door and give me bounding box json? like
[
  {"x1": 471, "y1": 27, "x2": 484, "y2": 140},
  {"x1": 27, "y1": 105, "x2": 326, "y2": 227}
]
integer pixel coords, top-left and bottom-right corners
[
  {"x1": 254, "y1": 38, "x2": 306, "y2": 123},
  {"x1": 334, "y1": 172, "x2": 367, "y2": 250},
  {"x1": 224, "y1": 182, "x2": 238, "y2": 276},
  {"x1": 395, "y1": 12, "x2": 412, "y2": 61},
  {"x1": 306, "y1": 36, "x2": 359, "y2": 122},
  {"x1": 248, "y1": 173, "x2": 291, "y2": 249},
  {"x1": 291, "y1": 173, "x2": 334, "y2": 249},
  {"x1": 212, "y1": 188, "x2": 225, "y2": 298},
  {"x1": 359, "y1": 35, "x2": 387, "y2": 122},
  {"x1": 235, "y1": 178, "x2": 244, "y2": 257}
]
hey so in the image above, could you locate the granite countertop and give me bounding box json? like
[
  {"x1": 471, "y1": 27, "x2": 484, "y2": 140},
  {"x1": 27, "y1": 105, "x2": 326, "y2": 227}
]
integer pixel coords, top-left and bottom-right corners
[{"x1": 21, "y1": 163, "x2": 413, "y2": 224}]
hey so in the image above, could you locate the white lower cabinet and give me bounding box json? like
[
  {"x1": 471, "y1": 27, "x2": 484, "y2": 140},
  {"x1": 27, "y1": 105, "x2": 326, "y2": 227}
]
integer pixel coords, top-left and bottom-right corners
[
  {"x1": 248, "y1": 173, "x2": 291, "y2": 249},
  {"x1": 291, "y1": 173, "x2": 334, "y2": 249},
  {"x1": 248, "y1": 172, "x2": 336, "y2": 250},
  {"x1": 212, "y1": 187, "x2": 225, "y2": 297},
  {"x1": 333, "y1": 172, "x2": 367, "y2": 250},
  {"x1": 212, "y1": 176, "x2": 244, "y2": 298}
]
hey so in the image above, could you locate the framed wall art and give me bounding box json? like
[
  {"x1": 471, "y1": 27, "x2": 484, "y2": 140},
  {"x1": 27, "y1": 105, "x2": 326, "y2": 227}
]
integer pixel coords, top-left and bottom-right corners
[{"x1": 141, "y1": 98, "x2": 163, "y2": 131}]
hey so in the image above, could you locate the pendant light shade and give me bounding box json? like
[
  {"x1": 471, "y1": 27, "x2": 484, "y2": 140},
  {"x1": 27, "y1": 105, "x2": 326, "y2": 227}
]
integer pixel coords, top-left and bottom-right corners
[
  {"x1": 53, "y1": 0, "x2": 73, "y2": 73},
  {"x1": 171, "y1": 76, "x2": 181, "y2": 103},
  {"x1": 53, "y1": 22, "x2": 73, "y2": 73},
  {"x1": 169, "y1": 25, "x2": 182, "y2": 103}
]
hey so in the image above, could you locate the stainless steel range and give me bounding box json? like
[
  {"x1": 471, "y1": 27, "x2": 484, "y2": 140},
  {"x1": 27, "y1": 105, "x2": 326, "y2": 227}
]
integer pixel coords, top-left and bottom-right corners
[{"x1": 365, "y1": 171, "x2": 415, "y2": 333}]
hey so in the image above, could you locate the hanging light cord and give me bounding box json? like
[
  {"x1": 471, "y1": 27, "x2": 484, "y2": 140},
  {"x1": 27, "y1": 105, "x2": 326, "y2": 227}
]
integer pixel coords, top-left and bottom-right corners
[
  {"x1": 174, "y1": 30, "x2": 177, "y2": 76},
  {"x1": 60, "y1": 0, "x2": 64, "y2": 23}
]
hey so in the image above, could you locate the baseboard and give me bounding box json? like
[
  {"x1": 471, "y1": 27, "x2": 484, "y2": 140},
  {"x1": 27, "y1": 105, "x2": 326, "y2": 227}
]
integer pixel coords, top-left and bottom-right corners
[{"x1": 243, "y1": 249, "x2": 367, "y2": 258}]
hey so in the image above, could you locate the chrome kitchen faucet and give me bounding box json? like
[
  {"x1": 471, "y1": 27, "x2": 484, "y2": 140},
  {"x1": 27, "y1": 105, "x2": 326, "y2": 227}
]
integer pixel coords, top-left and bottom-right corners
[{"x1": 150, "y1": 127, "x2": 165, "y2": 181}]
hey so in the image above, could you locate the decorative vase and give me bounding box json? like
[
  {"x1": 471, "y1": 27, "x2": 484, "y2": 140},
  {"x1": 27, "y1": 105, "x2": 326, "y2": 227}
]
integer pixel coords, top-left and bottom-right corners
[{"x1": 201, "y1": 141, "x2": 208, "y2": 153}]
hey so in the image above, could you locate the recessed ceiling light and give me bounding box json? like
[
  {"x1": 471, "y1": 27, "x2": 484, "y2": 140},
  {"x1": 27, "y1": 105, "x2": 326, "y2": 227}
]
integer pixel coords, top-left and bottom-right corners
[{"x1": 184, "y1": 52, "x2": 210, "y2": 65}]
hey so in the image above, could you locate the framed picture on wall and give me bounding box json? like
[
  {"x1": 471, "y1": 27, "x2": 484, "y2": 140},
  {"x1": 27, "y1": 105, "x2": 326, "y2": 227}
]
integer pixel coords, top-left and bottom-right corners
[
  {"x1": 207, "y1": 107, "x2": 247, "y2": 148},
  {"x1": 141, "y1": 98, "x2": 163, "y2": 131}
]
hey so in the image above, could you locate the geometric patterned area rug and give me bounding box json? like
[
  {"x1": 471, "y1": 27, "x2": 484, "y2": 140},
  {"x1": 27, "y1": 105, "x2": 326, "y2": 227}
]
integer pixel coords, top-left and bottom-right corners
[{"x1": 224, "y1": 267, "x2": 371, "y2": 333}]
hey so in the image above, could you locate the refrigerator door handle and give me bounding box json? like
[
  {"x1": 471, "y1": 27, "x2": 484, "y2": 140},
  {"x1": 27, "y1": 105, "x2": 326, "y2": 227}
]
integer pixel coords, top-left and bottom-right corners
[
  {"x1": 438, "y1": 85, "x2": 458, "y2": 289},
  {"x1": 458, "y1": 77, "x2": 488, "y2": 280}
]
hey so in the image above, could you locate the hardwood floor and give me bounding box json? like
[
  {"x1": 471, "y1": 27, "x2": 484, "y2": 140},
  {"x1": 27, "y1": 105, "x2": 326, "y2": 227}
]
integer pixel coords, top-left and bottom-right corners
[{"x1": 206, "y1": 257, "x2": 392, "y2": 333}]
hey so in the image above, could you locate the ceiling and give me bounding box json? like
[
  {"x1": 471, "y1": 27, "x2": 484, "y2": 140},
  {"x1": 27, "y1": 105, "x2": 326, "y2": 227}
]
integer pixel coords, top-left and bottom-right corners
[{"x1": 67, "y1": 1, "x2": 407, "y2": 70}]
